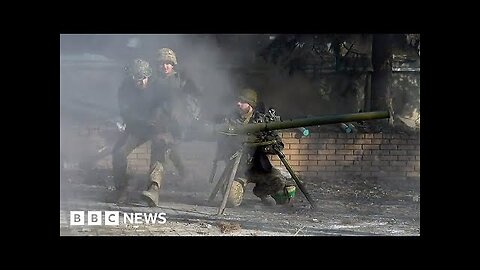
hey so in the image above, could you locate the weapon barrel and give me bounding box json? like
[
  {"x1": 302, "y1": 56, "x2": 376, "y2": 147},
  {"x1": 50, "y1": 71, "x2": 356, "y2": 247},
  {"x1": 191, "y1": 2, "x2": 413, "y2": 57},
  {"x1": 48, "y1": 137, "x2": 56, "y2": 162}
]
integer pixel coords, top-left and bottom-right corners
[{"x1": 220, "y1": 111, "x2": 390, "y2": 135}]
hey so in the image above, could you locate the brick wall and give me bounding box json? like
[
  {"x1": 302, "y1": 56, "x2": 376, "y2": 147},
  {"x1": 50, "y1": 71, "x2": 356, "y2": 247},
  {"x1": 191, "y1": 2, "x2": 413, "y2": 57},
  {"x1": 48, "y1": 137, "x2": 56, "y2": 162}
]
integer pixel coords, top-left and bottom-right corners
[
  {"x1": 86, "y1": 129, "x2": 420, "y2": 181},
  {"x1": 270, "y1": 132, "x2": 420, "y2": 180}
]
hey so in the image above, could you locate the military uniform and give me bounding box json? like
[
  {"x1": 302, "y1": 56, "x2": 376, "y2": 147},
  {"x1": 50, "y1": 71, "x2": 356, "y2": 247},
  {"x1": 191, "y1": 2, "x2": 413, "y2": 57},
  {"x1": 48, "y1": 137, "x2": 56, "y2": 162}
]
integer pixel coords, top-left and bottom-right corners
[
  {"x1": 111, "y1": 58, "x2": 180, "y2": 206},
  {"x1": 222, "y1": 89, "x2": 296, "y2": 207}
]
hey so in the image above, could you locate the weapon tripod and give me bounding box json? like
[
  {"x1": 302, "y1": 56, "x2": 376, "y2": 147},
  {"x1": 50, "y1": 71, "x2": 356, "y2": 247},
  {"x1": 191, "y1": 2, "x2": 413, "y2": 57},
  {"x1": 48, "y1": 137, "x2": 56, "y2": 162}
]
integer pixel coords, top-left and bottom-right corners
[{"x1": 208, "y1": 140, "x2": 316, "y2": 215}]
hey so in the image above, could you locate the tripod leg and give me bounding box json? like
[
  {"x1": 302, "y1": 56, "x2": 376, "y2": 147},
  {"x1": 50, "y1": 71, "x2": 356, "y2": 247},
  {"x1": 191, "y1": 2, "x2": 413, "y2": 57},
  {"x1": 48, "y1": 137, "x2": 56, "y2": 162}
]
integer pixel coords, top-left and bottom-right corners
[
  {"x1": 275, "y1": 148, "x2": 316, "y2": 209},
  {"x1": 217, "y1": 151, "x2": 243, "y2": 215},
  {"x1": 208, "y1": 161, "x2": 232, "y2": 201}
]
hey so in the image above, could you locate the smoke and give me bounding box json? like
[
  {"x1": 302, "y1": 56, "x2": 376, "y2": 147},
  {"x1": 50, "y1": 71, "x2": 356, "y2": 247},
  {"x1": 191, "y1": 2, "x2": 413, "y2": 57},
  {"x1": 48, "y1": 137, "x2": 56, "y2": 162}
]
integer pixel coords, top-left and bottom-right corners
[{"x1": 60, "y1": 34, "x2": 260, "y2": 204}]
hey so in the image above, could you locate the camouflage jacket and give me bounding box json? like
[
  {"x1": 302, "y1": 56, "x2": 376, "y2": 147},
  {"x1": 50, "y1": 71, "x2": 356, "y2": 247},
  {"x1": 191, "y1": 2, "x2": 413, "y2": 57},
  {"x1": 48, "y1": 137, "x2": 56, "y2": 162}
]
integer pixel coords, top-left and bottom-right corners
[{"x1": 220, "y1": 106, "x2": 284, "y2": 175}]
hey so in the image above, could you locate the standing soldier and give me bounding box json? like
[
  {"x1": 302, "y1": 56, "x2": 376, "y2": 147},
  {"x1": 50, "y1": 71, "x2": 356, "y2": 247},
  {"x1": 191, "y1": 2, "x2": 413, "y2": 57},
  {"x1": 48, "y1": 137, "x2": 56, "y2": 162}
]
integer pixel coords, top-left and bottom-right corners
[{"x1": 111, "y1": 58, "x2": 174, "y2": 206}]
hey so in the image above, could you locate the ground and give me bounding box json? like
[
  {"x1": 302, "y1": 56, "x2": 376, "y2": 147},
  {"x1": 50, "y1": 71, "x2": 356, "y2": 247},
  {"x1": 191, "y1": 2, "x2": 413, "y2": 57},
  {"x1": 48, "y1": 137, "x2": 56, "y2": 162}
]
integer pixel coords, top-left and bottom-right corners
[{"x1": 60, "y1": 168, "x2": 420, "y2": 236}]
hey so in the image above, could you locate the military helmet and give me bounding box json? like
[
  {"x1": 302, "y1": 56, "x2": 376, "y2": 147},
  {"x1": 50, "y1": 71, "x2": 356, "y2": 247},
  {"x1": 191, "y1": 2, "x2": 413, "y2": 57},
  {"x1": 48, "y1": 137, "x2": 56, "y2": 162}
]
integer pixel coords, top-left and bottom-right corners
[
  {"x1": 126, "y1": 58, "x2": 152, "y2": 80},
  {"x1": 157, "y1": 48, "x2": 178, "y2": 65},
  {"x1": 239, "y1": 88, "x2": 258, "y2": 108}
]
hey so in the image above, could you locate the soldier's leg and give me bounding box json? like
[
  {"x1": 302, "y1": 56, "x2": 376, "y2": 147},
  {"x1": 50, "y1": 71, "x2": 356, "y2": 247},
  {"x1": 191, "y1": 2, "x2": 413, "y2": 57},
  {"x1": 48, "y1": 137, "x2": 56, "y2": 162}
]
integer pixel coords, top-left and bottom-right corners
[
  {"x1": 167, "y1": 142, "x2": 188, "y2": 180},
  {"x1": 252, "y1": 168, "x2": 294, "y2": 205},
  {"x1": 226, "y1": 177, "x2": 248, "y2": 207},
  {"x1": 112, "y1": 133, "x2": 146, "y2": 203},
  {"x1": 141, "y1": 135, "x2": 168, "y2": 207}
]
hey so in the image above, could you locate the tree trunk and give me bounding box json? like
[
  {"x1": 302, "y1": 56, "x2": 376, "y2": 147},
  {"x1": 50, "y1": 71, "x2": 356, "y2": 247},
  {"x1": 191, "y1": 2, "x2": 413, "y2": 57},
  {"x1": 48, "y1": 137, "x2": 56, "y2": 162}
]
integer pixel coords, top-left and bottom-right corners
[{"x1": 371, "y1": 34, "x2": 393, "y2": 111}]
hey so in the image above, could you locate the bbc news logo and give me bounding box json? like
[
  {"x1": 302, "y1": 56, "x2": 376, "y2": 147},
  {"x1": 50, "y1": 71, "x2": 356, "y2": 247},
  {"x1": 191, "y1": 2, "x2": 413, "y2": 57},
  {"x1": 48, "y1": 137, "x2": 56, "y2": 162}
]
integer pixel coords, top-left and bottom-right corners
[{"x1": 70, "y1": 211, "x2": 167, "y2": 225}]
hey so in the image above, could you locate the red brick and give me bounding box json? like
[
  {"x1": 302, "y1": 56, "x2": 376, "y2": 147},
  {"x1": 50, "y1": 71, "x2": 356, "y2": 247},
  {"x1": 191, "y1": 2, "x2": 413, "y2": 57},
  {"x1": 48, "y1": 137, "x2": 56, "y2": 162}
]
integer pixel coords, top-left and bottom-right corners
[
  {"x1": 317, "y1": 160, "x2": 336, "y2": 166},
  {"x1": 391, "y1": 134, "x2": 402, "y2": 139},
  {"x1": 289, "y1": 144, "x2": 308, "y2": 149},
  {"x1": 407, "y1": 150, "x2": 420, "y2": 155},
  {"x1": 355, "y1": 139, "x2": 372, "y2": 144},
  {"x1": 327, "y1": 144, "x2": 345, "y2": 150},
  {"x1": 346, "y1": 134, "x2": 356, "y2": 139},
  {"x1": 336, "y1": 150, "x2": 353, "y2": 155},
  {"x1": 283, "y1": 138, "x2": 300, "y2": 144},
  {"x1": 345, "y1": 144, "x2": 363, "y2": 150},
  {"x1": 391, "y1": 139, "x2": 408, "y2": 144},
  {"x1": 408, "y1": 139, "x2": 420, "y2": 144},
  {"x1": 281, "y1": 132, "x2": 294, "y2": 138},
  {"x1": 363, "y1": 145, "x2": 380, "y2": 150},
  {"x1": 378, "y1": 156, "x2": 397, "y2": 161},
  {"x1": 336, "y1": 161, "x2": 353, "y2": 166},
  {"x1": 371, "y1": 161, "x2": 389, "y2": 166},
  {"x1": 283, "y1": 144, "x2": 290, "y2": 149},
  {"x1": 300, "y1": 160, "x2": 318, "y2": 166},
  {"x1": 318, "y1": 139, "x2": 336, "y2": 144},
  {"x1": 283, "y1": 149, "x2": 299, "y2": 155},
  {"x1": 354, "y1": 160, "x2": 371, "y2": 166},
  {"x1": 398, "y1": 145, "x2": 415, "y2": 150},
  {"x1": 307, "y1": 133, "x2": 319, "y2": 138},
  {"x1": 308, "y1": 144, "x2": 326, "y2": 150},
  {"x1": 285, "y1": 160, "x2": 299, "y2": 166},
  {"x1": 355, "y1": 134, "x2": 366, "y2": 139},
  {"x1": 299, "y1": 150, "x2": 317, "y2": 155},
  {"x1": 382, "y1": 134, "x2": 393, "y2": 139},
  {"x1": 373, "y1": 134, "x2": 383, "y2": 139},
  {"x1": 318, "y1": 150, "x2": 335, "y2": 155},
  {"x1": 299, "y1": 138, "x2": 320, "y2": 144},
  {"x1": 364, "y1": 134, "x2": 374, "y2": 139},
  {"x1": 271, "y1": 160, "x2": 281, "y2": 166},
  {"x1": 397, "y1": 156, "x2": 415, "y2": 161},
  {"x1": 361, "y1": 155, "x2": 377, "y2": 161},
  {"x1": 327, "y1": 155, "x2": 345, "y2": 161},
  {"x1": 416, "y1": 155, "x2": 420, "y2": 160},
  {"x1": 337, "y1": 134, "x2": 347, "y2": 138},
  {"x1": 290, "y1": 155, "x2": 309, "y2": 160},
  {"x1": 309, "y1": 155, "x2": 326, "y2": 160},
  {"x1": 354, "y1": 150, "x2": 371, "y2": 155},
  {"x1": 336, "y1": 139, "x2": 354, "y2": 144},
  {"x1": 390, "y1": 150, "x2": 407, "y2": 155},
  {"x1": 345, "y1": 155, "x2": 363, "y2": 161},
  {"x1": 371, "y1": 139, "x2": 382, "y2": 144},
  {"x1": 319, "y1": 133, "x2": 331, "y2": 138},
  {"x1": 372, "y1": 150, "x2": 391, "y2": 156},
  {"x1": 380, "y1": 145, "x2": 397, "y2": 150}
]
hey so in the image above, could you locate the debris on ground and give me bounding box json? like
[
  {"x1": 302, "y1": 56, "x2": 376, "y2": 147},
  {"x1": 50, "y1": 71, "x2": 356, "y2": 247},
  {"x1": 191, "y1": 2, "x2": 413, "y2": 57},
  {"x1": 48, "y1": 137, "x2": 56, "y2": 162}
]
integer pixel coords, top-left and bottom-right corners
[{"x1": 216, "y1": 221, "x2": 242, "y2": 233}]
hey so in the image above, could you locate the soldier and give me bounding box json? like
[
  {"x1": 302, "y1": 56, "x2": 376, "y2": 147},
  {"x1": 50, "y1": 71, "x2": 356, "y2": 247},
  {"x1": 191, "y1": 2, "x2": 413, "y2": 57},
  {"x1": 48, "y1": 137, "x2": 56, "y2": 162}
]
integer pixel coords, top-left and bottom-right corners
[
  {"x1": 111, "y1": 58, "x2": 175, "y2": 206},
  {"x1": 221, "y1": 88, "x2": 296, "y2": 207},
  {"x1": 151, "y1": 48, "x2": 202, "y2": 186}
]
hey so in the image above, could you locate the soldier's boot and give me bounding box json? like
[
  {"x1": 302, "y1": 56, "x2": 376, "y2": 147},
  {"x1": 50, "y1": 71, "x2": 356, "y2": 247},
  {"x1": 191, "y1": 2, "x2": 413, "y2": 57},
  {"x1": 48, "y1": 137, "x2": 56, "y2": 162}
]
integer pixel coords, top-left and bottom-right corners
[
  {"x1": 226, "y1": 178, "x2": 247, "y2": 207},
  {"x1": 271, "y1": 185, "x2": 297, "y2": 205},
  {"x1": 141, "y1": 162, "x2": 164, "y2": 207}
]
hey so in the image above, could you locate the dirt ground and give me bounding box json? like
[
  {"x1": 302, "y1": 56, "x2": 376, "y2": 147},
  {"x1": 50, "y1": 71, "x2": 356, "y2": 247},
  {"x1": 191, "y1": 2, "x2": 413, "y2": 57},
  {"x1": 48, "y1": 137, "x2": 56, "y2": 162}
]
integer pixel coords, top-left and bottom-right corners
[{"x1": 60, "y1": 167, "x2": 420, "y2": 236}]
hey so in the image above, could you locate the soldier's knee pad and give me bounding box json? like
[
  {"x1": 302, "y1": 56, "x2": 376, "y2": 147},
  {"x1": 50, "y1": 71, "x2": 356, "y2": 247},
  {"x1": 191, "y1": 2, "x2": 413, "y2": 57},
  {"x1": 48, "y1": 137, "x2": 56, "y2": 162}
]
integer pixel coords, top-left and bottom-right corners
[
  {"x1": 227, "y1": 180, "x2": 245, "y2": 207},
  {"x1": 271, "y1": 185, "x2": 296, "y2": 205}
]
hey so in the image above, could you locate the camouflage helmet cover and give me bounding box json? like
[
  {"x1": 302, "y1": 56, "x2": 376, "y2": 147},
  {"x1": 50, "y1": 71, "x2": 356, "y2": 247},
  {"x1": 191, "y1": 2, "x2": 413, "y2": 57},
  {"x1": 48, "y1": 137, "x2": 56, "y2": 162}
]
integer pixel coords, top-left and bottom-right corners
[
  {"x1": 157, "y1": 48, "x2": 178, "y2": 65},
  {"x1": 239, "y1": 88, "x2": 258, "y2": 108},
  {"x1": 126, "y1": 58, "x2": 152, "y2": 80}
]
